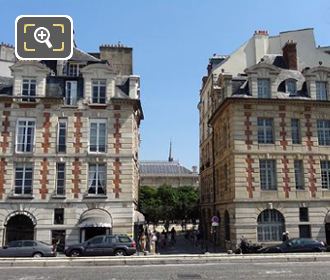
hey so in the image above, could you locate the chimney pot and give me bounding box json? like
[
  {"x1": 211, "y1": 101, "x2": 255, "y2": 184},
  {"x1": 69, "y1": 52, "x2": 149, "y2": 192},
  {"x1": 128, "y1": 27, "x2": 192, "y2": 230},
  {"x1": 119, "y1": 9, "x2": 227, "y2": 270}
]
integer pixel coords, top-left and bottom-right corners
[{"x1": 282, "y1": 41, "x2": 297, "y2": 70}]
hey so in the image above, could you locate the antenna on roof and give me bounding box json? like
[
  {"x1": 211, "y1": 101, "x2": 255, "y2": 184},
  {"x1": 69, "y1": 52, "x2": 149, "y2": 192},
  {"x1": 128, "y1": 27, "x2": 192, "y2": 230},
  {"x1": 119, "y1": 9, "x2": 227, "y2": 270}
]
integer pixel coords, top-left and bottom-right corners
[{"x1": 168, "y1": 140, "x2": 173, "y2": 162}]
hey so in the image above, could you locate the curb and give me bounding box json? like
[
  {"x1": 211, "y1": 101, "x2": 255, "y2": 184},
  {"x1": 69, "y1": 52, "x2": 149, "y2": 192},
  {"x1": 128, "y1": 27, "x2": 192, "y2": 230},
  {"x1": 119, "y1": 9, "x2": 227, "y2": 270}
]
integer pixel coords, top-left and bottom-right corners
[{"x1": 0, "y1": 253, "x2": 330, "y2": 267}]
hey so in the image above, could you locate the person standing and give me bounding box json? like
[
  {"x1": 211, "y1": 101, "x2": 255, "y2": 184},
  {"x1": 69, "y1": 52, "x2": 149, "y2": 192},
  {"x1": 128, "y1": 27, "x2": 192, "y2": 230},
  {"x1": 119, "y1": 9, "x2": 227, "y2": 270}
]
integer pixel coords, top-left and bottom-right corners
[
  {"x1": 282, "y1": 231, "x2": 289, "y2": 242},
  {"x1": 170, "y1": 227, "x2": 176, "y2": 246}
]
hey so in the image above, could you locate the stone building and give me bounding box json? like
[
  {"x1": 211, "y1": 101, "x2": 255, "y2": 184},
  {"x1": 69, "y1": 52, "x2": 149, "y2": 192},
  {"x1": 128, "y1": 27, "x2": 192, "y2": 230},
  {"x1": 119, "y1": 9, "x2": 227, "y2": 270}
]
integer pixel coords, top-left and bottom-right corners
[
  {"x1": 199, "y1": 28, "x2": 330, "y2": 248},
  {"x1": 0, "y1": 43, "x2": 143, "y2": 248}
]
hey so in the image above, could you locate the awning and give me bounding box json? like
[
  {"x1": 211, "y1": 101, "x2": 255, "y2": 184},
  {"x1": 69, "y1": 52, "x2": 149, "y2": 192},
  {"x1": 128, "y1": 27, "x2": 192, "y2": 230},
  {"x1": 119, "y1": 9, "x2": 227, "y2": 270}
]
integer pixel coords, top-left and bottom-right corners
[
  {"x1": 134, "y1": 210, "x2": 145, "y2": 225},
  {"x1": 78, "y1": 209, "x2": 112, "y2": 228}
]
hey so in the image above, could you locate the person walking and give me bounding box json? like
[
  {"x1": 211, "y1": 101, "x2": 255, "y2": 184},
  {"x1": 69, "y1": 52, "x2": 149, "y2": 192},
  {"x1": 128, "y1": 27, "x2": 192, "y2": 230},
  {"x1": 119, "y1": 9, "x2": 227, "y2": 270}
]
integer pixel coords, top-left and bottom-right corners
[
  {"x1": 150, "y1": 231, "x2": 158, "y2": 254},
  {"x1": 282, "y1": 231, "x2": 289, "y2": 242},
  {"x1": 170, "y1": 227, "x2": 176, "y2": 246}
]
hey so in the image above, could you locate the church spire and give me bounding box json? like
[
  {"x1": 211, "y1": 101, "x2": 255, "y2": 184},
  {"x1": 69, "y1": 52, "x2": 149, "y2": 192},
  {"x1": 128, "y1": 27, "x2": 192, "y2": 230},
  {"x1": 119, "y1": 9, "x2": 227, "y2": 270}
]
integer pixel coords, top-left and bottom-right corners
[{"x1": 168, "y1": 140, "x2": 173, "y2": 162}]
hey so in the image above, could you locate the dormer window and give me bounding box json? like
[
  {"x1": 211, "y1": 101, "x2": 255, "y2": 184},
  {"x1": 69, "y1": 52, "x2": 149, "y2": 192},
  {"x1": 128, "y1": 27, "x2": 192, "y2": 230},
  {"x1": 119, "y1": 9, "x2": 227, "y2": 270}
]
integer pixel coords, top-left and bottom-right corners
[
  {"x1": 22, "y1": 78, "x2": 36, "y2": 102},
  {"x1": 92, "y1": 79, "x2": 106, "y2": 104},
  {"x1": 286, "y1": 79, "x2": 297, "y2": 95},
  {"x1": 316, "y1": 81, "x2": 328, "y2": 100},
  {"x1": 257, "y1": 79, "x2": 270, "y2": 98},
  {"x1": 64, "y1": 63, "x2": 81, "y2": 77}
]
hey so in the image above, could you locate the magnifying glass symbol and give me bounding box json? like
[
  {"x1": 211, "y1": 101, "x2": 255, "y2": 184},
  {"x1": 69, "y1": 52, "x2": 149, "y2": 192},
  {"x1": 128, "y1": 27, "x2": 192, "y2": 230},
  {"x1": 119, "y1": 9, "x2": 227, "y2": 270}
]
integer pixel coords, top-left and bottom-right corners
[{"x1": 34, "y1": 27, "x2": 53, "y2": 49}]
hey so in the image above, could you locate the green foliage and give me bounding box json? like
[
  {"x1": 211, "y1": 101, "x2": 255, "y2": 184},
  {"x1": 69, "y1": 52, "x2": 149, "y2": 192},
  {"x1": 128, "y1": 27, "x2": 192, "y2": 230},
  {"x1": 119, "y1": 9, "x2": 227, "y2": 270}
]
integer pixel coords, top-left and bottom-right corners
[{"x1": 138, "y1": 184, "x2": 199, "y2": 225}]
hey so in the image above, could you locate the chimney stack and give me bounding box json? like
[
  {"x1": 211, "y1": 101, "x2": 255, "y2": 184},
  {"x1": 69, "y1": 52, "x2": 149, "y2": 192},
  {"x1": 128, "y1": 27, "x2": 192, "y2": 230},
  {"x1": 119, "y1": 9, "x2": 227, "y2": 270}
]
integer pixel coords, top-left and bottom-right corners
[{"x1": 282, "y1": 40, "x2": 297, "y2": 70}]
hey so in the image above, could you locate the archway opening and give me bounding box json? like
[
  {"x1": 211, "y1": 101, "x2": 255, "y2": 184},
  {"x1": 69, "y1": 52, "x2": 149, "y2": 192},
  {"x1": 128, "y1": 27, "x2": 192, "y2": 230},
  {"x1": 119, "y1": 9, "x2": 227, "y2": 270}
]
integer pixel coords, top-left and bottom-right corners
[
  {"x1": 224, "y1": 210, "x2": 230, "y2": 241},
  {"x1": 257, "y1": 209, "x2": 284, "y2": 242},
  {"x1": 6, "y1": 214, "x2": 35, "y2": 243}
]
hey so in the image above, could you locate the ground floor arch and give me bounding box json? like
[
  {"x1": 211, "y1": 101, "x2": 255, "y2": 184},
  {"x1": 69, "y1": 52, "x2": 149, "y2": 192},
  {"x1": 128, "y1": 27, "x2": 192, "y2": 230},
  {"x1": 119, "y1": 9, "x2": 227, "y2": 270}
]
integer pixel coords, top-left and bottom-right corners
[
  {"x1": 257, "y1": 209, "x2": 285, "y2": 242},
  {"x1": 78, "y1": 208, "x2": 113, "y2": 242},
  {"x1": 5, "y1": 212, "x2": 36, "y2": 244}
]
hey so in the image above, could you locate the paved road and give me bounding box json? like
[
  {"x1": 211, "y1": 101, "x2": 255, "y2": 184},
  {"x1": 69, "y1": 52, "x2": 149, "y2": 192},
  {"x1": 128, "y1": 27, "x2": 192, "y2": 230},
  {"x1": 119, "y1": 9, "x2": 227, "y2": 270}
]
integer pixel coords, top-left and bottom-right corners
[{"x1": 1, "y1": 261, "x2": 330, "y2": 280}]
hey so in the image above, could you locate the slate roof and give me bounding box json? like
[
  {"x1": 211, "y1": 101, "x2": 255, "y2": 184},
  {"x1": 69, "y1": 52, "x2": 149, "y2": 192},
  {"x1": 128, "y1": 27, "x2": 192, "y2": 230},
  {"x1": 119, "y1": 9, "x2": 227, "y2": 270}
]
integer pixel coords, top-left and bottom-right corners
[
  {"x1": 140, "y1": 161, "x2": 194, "y2": 176},
  {"x1": 70, "y1": 48, "x2": 101, "y2": 62}
]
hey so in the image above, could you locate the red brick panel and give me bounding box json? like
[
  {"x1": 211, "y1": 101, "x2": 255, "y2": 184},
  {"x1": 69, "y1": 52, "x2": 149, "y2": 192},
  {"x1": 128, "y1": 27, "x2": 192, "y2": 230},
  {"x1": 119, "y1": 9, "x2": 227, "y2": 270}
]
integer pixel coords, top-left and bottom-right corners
[
  {"x1": 73, "y1": 112, "x2": 83, "y2": 153},
  {"x1": 113, "y1": 158, "x2": 122, "y2": 198},
  {"x1": 307, "y1": 155, "x2": 317, "y2": 198},
  {"x1": 113, "y1": 111, "x2": 122, "y2": 154},
  {"x1": 244, "y1": 112, "x2": 252, "y2": 150},
  {"x1": 39, "y1": 158, "x2": 49, "y2": 199},
  {"x1": 305, "y1": 112, "x2": 313, "y2": 151},
  {"x1": 0, "y1": 158, "x2": 7, "y2": 199},
  {"x1": 71, "y1": 158, "x2": 81, "y2": 198},
  {"x1": 281, "y1": 156, "x2": 290, "y2": 198},
  {"x1": 41, "y1": 112, "x2": 51, "y2": 153},
  {"x1": 279, "y1": 110, "x2": 288, "y2": 150},
  {"x1": 245, "y1": 155, "x2": 255, "y2": 198},
  {"x1": 0, "y1": 111, "x2": 10, "y2": 153}
]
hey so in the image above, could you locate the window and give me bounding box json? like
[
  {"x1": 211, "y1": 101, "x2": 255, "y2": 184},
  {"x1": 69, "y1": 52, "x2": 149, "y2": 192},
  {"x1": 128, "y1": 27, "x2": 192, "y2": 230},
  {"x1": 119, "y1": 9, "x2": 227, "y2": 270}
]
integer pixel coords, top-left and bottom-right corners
[
  {"x1": 257, "y1": 118, "x2": 274, "y2": 144},
  {"x1": 321, "y1": 160, "x2": 330, "y2": 189},
  {"x1": 118, "y1": 236, "x2": 131, "y2": 243},
  {"x1": 286, "y1": 79, "x2": 297, "y2": 95},
  {"x1": 57, "y1": 119, "x2": 67, "y2": 153},
  {"x1": 257, "y1": 209, "x2": 284, "y2": 242},
  {"x1": 67, "y1": 63, "x2": 79, "y2": 77},
  {"x1": 8, "y1": 241, "x2": 23, "y2": 248},
  {"x1": 316, "y1": 81, "x2": 327, "y2": 100},
  {"x1": 294, "y1": 160, "x2": 304, "y2": 190},
  {"x1": 291, "y1": 119, "x2": 301, "y2": 144},
  {"x1": 89, "y1": 120, "x2": 106, "y2": 152},
  {"x1": 55, "y1": 163, "x2": 65, "y2": 195},
  {"x1": 16, "y1": 119, "x2": 35, "y2": 153},
  {"x1": 65, "y1": 81, "x2": 78, "y2": 106},
  {"x1": 299, "y1": 207, "x2": 309, "y2": 222},
  {"x1": 88, "y1": 163, "x2": 106, "y2": 195},
  {"x1": 317, "y1": 120, "x2": 330, "y2": 145},
  {"x1": 299, "y1": 225, "x2": 311, "y2": 238},
  {"x1": 54, "y1": 208, "x2": 64, "y2": 225},
  {"x1": 14, "y1": 163, "x2": 33, "y2": 195},
  {"x1": 88, "y1": 236, "x2": 104, "y2": 244},
  {"x1": 92, "y1": 79, "x2": 106, "y2": 104},
  {"x1": 259, "y1": 159, "x2": 277, "y2": 190},
  {"x1": 23, "y1": 241, "x2": 36, "y2": 247},
  {"x1": 257, "y1": 79, "x2": 271, "y2": 98},
  {"x1": 22, "y1": 79, "x2": 36, "y2": 102}
]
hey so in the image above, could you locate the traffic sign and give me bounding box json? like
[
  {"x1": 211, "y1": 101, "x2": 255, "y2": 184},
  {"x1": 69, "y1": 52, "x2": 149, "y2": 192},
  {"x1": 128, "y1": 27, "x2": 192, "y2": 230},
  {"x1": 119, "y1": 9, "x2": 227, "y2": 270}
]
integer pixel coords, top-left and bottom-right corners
[{"x1": 211, "y1": 216, "x2": 219, "y2": 223}]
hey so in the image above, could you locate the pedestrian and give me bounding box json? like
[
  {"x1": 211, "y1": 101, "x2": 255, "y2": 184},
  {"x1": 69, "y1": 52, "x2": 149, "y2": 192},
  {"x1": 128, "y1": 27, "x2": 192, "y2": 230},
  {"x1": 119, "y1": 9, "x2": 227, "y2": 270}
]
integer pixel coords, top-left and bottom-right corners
[
  {"x1": 140, "y1": 232, "x2": 146, "y2": 254},
  {"x1": 151, "y1": 231, "x2": 158, "y2": 254},
  {"x1": 161, "y1": 230, "x2": 166, "y2": 248},
  {"x1": 282, "y1": 231, "x2": 289, "y2": 242},
  {"x1": 170, "y1": 227, "x2": 176, "y2": 246}
]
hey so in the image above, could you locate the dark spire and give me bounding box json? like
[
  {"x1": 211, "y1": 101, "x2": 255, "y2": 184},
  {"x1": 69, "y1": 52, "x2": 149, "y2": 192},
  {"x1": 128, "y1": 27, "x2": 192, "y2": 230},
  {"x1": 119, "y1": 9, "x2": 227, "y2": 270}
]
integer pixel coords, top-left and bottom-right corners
[{"x1": 168, "y1": 140, "x2": 173, "y2": 162}]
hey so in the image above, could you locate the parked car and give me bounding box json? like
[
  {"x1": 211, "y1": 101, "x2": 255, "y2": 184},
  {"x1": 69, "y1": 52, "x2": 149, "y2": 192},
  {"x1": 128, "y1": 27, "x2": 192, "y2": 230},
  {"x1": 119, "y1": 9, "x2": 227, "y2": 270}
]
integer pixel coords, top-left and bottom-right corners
[
  {"x1": 0, "y1": 240, "x2": 56, "y2": 257},
  {"x1": 65, "y1": 234, "x2": 136, "y2": 257},
  {"x1": 258, "y1": 238, "x2": 326, "y2": 253}
]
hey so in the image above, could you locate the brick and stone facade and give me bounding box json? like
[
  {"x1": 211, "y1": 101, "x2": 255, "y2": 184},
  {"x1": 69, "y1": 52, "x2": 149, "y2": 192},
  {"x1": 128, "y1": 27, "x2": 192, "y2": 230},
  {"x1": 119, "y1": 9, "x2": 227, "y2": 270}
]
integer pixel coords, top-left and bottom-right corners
[
  {"x1": 199, "y1": 29, "x2": 330, "y2": 249},
  {"x1": 0, "y1": 44, "x2": 143, "y2": 247}
]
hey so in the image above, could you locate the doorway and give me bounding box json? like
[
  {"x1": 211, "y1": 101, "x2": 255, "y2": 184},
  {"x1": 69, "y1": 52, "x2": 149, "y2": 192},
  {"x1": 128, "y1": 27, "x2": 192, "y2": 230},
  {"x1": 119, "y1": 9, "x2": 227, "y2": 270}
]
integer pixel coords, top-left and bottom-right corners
[
  {"x1": 84, "y1": 227, "x2": 107, "y2": 241},
  {"x1": 5, "y1": 214, "x2": 35, "y2": 243},
  {"x1": 325, "y1": 223, "x2": 330, "y2": 245}
]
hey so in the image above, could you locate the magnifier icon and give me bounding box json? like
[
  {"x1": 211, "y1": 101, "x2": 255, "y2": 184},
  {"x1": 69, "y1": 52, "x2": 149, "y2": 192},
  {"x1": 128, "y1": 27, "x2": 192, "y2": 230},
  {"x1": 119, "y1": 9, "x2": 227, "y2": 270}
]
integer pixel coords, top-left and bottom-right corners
[{"x1": 34, "y1": 27, "x2": 53, "y2": 49}]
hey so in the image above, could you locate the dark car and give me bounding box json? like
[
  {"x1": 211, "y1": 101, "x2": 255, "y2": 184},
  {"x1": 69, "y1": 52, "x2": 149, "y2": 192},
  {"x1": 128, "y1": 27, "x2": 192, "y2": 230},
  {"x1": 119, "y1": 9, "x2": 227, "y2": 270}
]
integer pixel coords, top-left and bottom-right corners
[
  {"x1": 65, "y1": 234, "x2": 136, "y2": 257},
  {"x1": 258, "y1": 238, "x2": 326, "y2": 253},
  {"x1": 0, "y1": 240, "x2": 56, "y2": 257}
]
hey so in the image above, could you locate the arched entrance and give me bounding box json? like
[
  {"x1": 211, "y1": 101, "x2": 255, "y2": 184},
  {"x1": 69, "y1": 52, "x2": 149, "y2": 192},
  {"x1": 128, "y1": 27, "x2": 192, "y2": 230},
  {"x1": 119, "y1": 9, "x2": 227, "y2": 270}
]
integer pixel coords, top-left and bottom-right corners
[
  {"x1": 224, "y1": 210, "x2": 230, "y2": 241},
  {"x1": 5, "y1": 213, "x2": 35, "y2": 243},
  {"x1": 257, "y1": 209, "x2": 285, "y2": 242},
  {"x1": 78, "y1": 209, "x2": 112, "y2": 242}
]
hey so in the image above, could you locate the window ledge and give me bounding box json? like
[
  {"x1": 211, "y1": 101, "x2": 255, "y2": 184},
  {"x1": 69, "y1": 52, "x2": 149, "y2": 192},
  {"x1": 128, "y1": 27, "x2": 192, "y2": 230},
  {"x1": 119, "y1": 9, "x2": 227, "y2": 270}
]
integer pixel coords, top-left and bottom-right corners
[
  {"x1": 83, "y1": 194, "x2": 107, "y2": 199},
  {"x1": 61, "y1": 105, "x2": 79, "y2": 108},
  {"x1": 51, "y1": 194, "x2": 66, "y2": 199},
  {"x1": 8, "y1": 194, "x2": 34, "y2": 199},
  {"x1": 88, "y1": 104, "x2": 108, "y2": 109}
]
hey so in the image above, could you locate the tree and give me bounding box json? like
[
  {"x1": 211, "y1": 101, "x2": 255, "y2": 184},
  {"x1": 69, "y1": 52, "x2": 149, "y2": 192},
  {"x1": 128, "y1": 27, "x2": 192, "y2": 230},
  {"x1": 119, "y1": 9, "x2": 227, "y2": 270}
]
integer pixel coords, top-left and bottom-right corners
[{"x1": 138, "y1": 185, "x2": 199, "y2": 227}]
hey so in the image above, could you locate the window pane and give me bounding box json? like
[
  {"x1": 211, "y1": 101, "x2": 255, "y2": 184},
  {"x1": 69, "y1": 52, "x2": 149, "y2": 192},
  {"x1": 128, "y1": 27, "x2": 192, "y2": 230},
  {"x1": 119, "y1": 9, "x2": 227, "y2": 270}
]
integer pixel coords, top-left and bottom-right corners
[
  {"x1": 257, "y1": 79, "x2": 270, "y2": 98},
  {"x1": 294, "y1": 160, "x2": 304, "y2": 190},
  {"x1": 291, "y1": 119, "x2": 301, "y2": 144},
  {"x1": 316, "y1": 81, "x2": 327, "y2": 100}
]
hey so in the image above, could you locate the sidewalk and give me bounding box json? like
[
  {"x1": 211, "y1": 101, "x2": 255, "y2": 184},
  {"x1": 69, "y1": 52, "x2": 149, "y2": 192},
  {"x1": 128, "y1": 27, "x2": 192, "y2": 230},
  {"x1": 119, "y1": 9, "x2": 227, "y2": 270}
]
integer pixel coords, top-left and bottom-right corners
[{"x1": 157, "y1": 232, "x2": 225, "y2": 255}]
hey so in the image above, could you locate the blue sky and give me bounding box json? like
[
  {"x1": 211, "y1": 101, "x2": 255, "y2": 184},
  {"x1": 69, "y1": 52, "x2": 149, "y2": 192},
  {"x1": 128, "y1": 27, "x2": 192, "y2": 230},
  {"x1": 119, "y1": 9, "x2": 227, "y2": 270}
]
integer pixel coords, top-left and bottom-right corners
[{"x1": 1, "y1": 0, "x2": 329, "y2": 169}]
